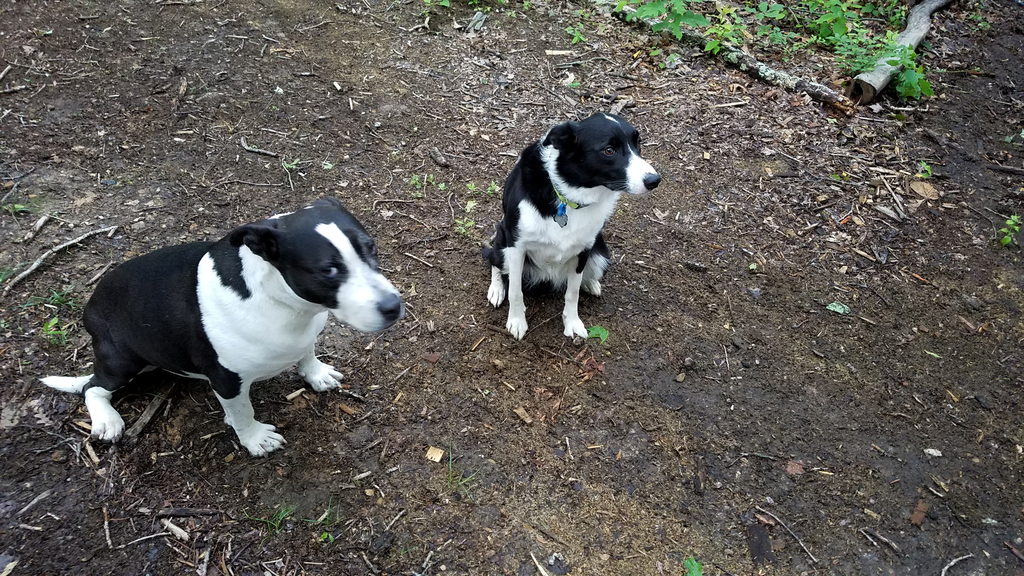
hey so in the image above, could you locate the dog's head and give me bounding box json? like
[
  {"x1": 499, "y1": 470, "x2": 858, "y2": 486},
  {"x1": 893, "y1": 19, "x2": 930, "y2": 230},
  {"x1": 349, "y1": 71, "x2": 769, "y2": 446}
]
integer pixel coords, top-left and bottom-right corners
[
  {"x1": 541, "y1": 113, "x2": 661, "y2": 198},
  {"x1": 229, "y1": 198, "x2": 403, "y2": 332}
]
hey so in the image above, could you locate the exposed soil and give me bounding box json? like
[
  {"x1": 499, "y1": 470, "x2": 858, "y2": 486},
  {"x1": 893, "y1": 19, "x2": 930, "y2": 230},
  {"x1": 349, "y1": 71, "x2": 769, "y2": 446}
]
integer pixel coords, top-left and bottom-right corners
[{"x1": 1, "y1": 0, "x2": 1022, "y2": 575}]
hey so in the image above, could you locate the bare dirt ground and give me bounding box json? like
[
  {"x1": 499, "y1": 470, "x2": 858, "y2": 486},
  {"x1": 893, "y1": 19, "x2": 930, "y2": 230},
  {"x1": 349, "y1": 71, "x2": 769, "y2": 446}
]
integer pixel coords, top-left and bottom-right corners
[{"x1": 1, "y1": 0, "x2": 1022, "y2": 574}]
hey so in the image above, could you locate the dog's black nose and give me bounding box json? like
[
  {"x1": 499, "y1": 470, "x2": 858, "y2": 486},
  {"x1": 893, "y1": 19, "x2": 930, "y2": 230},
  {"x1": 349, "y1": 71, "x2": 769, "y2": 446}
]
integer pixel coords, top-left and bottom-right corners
[
  {"x1": 643, "y1": 173, "x2": 662, "y2": 190},
  {"x1": 377, "y1": 293, "x2": 403, "y2": 323}
]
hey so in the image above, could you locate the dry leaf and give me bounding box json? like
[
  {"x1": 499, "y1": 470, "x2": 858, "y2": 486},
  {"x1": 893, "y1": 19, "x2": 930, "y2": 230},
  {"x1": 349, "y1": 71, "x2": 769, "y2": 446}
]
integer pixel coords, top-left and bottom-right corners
[
  {"x1": 910, "y1": 500, "x2": 929, "y2": 526},
  {"x1": 909, "y1": 181, "x2": 939, "y2": 200}
]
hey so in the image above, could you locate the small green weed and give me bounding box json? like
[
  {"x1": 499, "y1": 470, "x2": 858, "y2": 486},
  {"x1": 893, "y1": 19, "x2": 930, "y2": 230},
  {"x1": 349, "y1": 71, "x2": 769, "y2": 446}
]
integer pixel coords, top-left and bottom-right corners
[
  {"x1": 1003, "y1": 129, "x2": 1024, "y2": 146},
  {"x1": 683, "y1": 556, "x2": 703, "y2": 576},
  {"x1": 587, "y1": 325, "x2": 609, "y2": 344},
  {"x1": 998, "y1": 214, "x2": 1021, "y2": 247},
  {"x1": 281, "y1": 158, "x2": 301, "y2": 171},
  {"x1": 565, "y1": 24, "x2": 587, "y2": 44},
  {"x1": 41, "y1": 317, "x2": 69, "y2": 346},
  {"x1": 0, "y1": 267, "x2": 14, "y2": 284},
  {"x1": 24, "y1": 289, "x2": 79, "y2": 310},
  {"x1": 244, "y1": 505, "x2": 296, "y2": 535},
  {"x1": 444, "y1": 449, "x2": 477, "y2": 496},
  {"x1": 2, "y1": 203, "x2": 33, "y2": 216},
  {"x1": 464, "y1": 199, "x2": 478, "y2": 213},
  {"x1": 915, "y1": 161, "x2": 933, "y2": 179},
  {"x1": 486, "y1": 181, "x2": 500, "y2": 195},
  {"x1": 407, "y1": 173, "x2": 446, "y2": 198},
  {"x1": 454, "y1": 217, "x2": 476, "y2": 235}
]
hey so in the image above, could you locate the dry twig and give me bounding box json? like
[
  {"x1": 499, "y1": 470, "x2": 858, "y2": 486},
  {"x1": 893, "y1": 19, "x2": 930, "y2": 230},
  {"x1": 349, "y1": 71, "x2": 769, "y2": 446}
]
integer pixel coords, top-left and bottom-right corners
[
  {"x1": 939, "y1": 554, "x2": 973, "y2": 576},
  {"x1": 3, "y1": 225, "x2": 118, "y2": 296},
  {"x1": 754, "y1": 506, "x2": 818, "y2": 564}
]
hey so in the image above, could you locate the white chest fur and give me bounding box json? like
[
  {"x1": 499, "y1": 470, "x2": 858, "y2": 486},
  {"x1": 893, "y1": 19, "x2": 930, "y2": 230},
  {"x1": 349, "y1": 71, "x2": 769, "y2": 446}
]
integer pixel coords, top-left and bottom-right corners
[
  {"x1": 513, "y1": 195, "x2": 618, "y2": 282},
  {"x1": 197, "y1": 250, "x2": 326, "y2": 382}
]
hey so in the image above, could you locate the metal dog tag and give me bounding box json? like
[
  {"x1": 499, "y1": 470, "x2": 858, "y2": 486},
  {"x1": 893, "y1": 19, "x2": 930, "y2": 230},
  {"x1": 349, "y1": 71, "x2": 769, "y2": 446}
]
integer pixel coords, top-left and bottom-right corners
[{"x1": 554, "y1": 212, "x2": 568, "y2": 227}]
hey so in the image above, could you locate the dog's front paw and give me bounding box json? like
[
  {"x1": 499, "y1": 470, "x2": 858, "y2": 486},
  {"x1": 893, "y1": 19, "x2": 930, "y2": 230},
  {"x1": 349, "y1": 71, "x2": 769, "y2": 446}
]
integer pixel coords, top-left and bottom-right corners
[
  {"x1": 91, "y1": 411, "x2": 126, "y2": 443},
  {"x1": 562, "y1": 315, "x2": 588, "y2": 339},
  {"x1": 506, "y1": 313, "x2": 528, "y2": 340},
  {"x1": 299, "y1": 359, "x2": 343, "y2": 392},
  {"x1": 237, "y1": 422, "x2": 287, "y2": 457},
  {"x1": 487, "y1": 280, "x2": 506, "y2": 308},
  {"x1": 582, "y1": 279, "x2": 602, "y2": 297}
]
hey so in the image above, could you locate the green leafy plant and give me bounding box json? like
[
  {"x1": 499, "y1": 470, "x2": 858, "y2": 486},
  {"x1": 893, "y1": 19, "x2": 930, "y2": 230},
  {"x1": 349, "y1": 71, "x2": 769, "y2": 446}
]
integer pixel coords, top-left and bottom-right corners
[
  {"x1": 887, "y1": 45, "x2": 933, "y2": 100},
  {"x1": 998, "y1": 214, "x2": 1021, "y2": 247},
  {"x1": 454, "y1": 217, "x2": 475, "y2": 235},
  {"x1": 41, "y1": 316, "x2": 69, "y2": 346},
  {"x1": 587, "y1": 325, "x2": 609, "y2": 344},
  {"x1": 565, "y1": 24, "x2": 587, "y2": 44},
  {"x1": 244, "y1": 505, "x2": 296, "y2": 536},
  {"x1": 406, "y1": 173, "x2": 446, "y2": 198},
  {"x1": 485, "y1": 181, "x2": 500, "y2": 195},
  {"x1": 464, "y1": 199, "x2": 478, "y2": 213},
  {"x1": 683, "y1": 556, "x2": 703, "y2": 576},
  {"x1": 2, "y1": 203, "x2": 32, "y2": 216},
  {"x1": 915, "y1": 161, "x2": 933, "y2": 179},
  {"x1": 620, "y1": 0, "x2": 709, "y2": 39},
  {"x1": 24, "y1": 289, "x2": 79, "y2": 310}
]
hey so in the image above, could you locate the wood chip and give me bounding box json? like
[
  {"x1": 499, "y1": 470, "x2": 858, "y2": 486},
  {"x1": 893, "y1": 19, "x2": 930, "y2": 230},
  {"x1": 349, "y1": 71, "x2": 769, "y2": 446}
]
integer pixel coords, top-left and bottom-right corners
[
  {"x1": 425, "y1": 446, "x2": 445, "y2": 462},
  {"x1": 160, "y1": 518, "x2": 189, "y2": 541},
  {"x1": 285, "y1": 388, "x2": 306, "y2": 401},
  {"x1": 513, "y1": 407, "x2": 533, "y2": 424}
]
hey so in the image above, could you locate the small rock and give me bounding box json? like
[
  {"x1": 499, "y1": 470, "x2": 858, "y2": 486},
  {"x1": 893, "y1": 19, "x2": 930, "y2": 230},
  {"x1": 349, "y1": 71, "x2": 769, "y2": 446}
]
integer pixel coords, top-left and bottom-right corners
[
  {"x1": 971, "y1": 394, "x2": 993, "y2": 410},
  {"x1": 923, "y1": 448, "x2": 942, "y2": 457},
  {"x1": 674, "y1": 372, "x2": 686, "y2": 383},
  {"x1": 963, "y1": 295, "x2": 984, "y2": 311},
  {"x1": 747, "y1": 287, "x2": 762, "y2": 300},
  {"x1": 683, "y1": 357, "x2": 695, "y2": 368}
]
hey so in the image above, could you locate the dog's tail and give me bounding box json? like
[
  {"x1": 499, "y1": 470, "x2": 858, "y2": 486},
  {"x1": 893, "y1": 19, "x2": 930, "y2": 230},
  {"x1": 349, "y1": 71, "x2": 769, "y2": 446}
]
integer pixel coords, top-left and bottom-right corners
[{"x1": 40, "y1": 375, "x2": 93, "y2": 394}]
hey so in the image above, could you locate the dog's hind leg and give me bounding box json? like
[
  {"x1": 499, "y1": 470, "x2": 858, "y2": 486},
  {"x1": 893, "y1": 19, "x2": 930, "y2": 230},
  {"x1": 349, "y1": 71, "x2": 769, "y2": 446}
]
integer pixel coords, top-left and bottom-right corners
[
  {"x1": 211, "y1": 372, "x2": 286, "y2": 457},
  {"x1": 504, "y1": 247, "x2": 529, "y2": 340},
  {"x1": 484, "y1": 225, "x2": 508, "y2": 307},
  {"x1": 298, "y1": 348, "x2": 343, "y2": 392},
  {"x1": 581, "y1": 234, "x2": 611, "y2": 296}
]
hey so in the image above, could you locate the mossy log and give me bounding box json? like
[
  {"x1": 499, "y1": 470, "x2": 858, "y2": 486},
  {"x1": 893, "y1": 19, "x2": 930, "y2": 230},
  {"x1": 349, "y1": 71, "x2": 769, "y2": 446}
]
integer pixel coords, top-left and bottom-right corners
[
  {"x1": 848, "y1": 0, "x2": 954, "y2": 104},
  {"x1": 612, "y1": 4, "x2": 857, "y2": 116}
]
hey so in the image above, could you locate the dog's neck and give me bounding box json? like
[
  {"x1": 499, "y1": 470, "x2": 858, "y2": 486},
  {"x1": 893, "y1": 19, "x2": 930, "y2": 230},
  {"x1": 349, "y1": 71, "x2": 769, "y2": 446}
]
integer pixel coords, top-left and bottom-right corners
[
  {"x1": 236, "y1": 247, "x2": 325, "y2": 318},
  {"x1": 539, "y1": 143, "x2": 620, "y2": 210}
]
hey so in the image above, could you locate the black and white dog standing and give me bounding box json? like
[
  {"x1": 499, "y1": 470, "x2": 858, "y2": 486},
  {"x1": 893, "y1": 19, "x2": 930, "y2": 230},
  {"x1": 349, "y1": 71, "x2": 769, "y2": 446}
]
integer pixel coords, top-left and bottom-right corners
[
  {"x1": 41, "y1": 198, "x2": 403, "y2": 457},
  {"x1": 483, "y1": 113, "x2": 661, "y2": 340}
]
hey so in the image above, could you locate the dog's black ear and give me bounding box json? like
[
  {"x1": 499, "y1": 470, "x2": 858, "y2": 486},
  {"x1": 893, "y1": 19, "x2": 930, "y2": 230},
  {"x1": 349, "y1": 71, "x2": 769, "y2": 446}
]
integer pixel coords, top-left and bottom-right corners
[
  {"x1": 229, "y1": 224, "x2": 280, "y2": 261},
  {"x1": 543, "y1": 121, "x2": 577, "y2": 149}
]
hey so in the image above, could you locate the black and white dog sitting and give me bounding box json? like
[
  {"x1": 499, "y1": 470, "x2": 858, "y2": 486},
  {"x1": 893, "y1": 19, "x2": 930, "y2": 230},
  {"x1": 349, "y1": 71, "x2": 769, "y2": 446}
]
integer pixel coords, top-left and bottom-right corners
[
  {"x1": 41, "y1": 198, "x2": 403, "y2": 457},
  {"x1": 483, "y1": 113, "x2": 661, "y2": 340}
]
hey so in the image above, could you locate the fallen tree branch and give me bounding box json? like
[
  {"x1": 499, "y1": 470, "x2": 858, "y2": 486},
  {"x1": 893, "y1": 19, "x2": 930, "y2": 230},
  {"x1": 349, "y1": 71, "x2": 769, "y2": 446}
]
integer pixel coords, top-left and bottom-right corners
[
  {"x1": 3, "y1": 225, "x2": 118, "y2": 296},
  {"x1": 848, "y1": 0, "x2": 954, "y2": 104},
  {"x1": 610, "y1": 3, "x2": 856, "y2": 115},
  {"x1": 123, "y1": 383, "x2": 175, "y2": 440}
]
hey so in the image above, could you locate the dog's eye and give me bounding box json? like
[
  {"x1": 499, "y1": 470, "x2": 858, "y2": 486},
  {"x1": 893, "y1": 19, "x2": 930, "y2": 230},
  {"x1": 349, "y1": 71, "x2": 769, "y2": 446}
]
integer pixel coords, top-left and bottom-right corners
[
  {"x1": 323, "y1": 266, "x2": 339, "y2": 278},
  {"x1": 602, "y1": 146, "x2": 616, "y2": 157}
]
